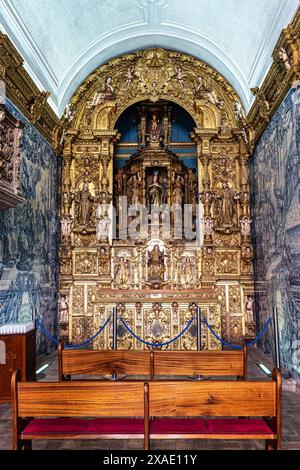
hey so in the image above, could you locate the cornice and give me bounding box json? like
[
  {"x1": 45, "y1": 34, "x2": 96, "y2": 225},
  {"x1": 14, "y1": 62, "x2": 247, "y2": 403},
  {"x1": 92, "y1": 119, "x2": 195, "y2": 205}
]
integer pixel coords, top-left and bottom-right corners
[
  {"x1": 247, "y1": 7, "x2": 300, "y2": 147},
  {"x1": 0, "y1": 32, "x2": 58, "y2": 144}
]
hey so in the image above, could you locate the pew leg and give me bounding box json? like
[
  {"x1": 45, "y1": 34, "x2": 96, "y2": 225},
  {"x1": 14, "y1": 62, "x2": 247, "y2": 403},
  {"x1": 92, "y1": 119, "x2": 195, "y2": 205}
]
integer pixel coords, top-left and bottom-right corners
[
  {"x1": 13, "y1": 439, "x2": 23, "y2": 450},
  {"x1": 265, "y1": 439, "x2": 274, "y2": 450},
  {"x1": 23, "y1": 440, "x2": 32, "y2": 450},
  {"x1": 273, "y1": 439, "x2": 281, "y2": 451},
  {"x1": 144, "y1": 436, "x2": 150, "y2": 451}
]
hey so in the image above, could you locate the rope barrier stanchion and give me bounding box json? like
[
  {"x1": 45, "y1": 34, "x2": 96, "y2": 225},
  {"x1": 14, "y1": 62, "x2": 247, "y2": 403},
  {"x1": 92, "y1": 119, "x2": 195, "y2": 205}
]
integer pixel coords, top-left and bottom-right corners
[
  {"x1": 35, "y1": 316, "x2": 111, "y2": 349},
  {"x1": 190, "y1": 306, "x2": 206, "y2": 381},
  {"x1": 202, "y1": 314, "x2": 273, "y2": 349},
  {"x1": 113, "y1": 307, "x2": 118, "y2": 351},
  {"x1": 120, "y1": 315, "x2": 195, "y2": 348},
  {"x1": 273, "y1": 306, "x2": 281, "y2": 370},
  {"x1": 197, "y1": 306, "x2": 201, "y2": 351},
  {"x1": 112, "y1": 307, "x2": 118, "y2": 380}
]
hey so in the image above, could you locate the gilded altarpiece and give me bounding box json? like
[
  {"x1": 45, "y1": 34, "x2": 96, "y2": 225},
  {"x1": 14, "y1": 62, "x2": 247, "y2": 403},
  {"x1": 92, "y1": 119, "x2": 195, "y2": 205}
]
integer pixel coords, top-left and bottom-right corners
[{"x1": 54, "y1": 49, "x2": 255, "y2": 349}]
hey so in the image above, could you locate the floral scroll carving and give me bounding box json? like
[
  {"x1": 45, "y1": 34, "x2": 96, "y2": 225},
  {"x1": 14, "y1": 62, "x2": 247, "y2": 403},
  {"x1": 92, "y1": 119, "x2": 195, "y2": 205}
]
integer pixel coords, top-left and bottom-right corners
[{"x1": 0, "y1": 103, "x2": 24, "y2": 209}]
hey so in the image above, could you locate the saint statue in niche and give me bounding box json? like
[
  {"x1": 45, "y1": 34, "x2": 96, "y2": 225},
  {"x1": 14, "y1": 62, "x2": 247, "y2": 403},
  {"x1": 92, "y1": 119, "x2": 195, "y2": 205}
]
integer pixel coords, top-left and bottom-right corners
[
  {"x1": 181, "y1": 256, "x2": 195, "y2": 288},
  {"x1": 114, "y1": 256, "x2": 130, "y2": 289},
  {"x1": 245, "y1": 295, "x2": 254, "y2": 323},
  {"x1": 77, "y1": 183, "x2": 94, "y2": 226},
  {"x1": 240, "y1": 216, "x2": 252, "y2": 238},
  {"x1": 61, "y1": 217, "x2": 73, "y2": 238},
  {"x1": 172, "y1": 174, "x2": 184, "y2": 205},
  {"x1": 58, "y1": 295, "x2": 69, "y2": 324},
  {"x1": 148, "y1": 173, "x2": 163, "y2": 207},
  {"x1": 148, "y1": 244, "x2": 165, "y2": 282},
  {"x1": 217, "y1": 181, "x2": 237, "y2": 226},
  {"x1": 96, "y1": 215, "x2": 111, "y2": 241},
  {"x1": 128, "y1": 173, "x2": 142, "y2": 205},
  {"x1": 150, "y1": 114, "x2": 160, "y2": 140}
]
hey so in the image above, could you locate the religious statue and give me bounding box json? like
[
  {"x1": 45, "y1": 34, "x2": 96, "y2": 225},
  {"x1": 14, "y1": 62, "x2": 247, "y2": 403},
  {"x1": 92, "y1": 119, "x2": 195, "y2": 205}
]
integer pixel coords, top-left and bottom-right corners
[
  {"x1": 148, "y1": 173, "x2": 163, "y2": 207},
  {"x1": 114, "y1": 256, "x2": 130, "y2": 288},
  {"x1": 98, "y1": 246, "x2": 110, "y2": 275},
  {"x1": 175, "y1": 66, "x2": 184, "y2": 88},
  {"x1": 61, "y1": 217, "x2": 73, "y2": 238},
  {"x1": 173, "y1": 251, "x2": 182, "y2": 286},
  {"x1": 114, "y1": 168, "x2": 124, "y2": 197},
  {"x1": 196, "y1": 75, "x2": 205, "y2": 94},
  {"x1": 240, "y1": 216, "x2": 252, "y2": 238},
  {"x1": 125, "y1": 67, "x2": 134, "y2": 87},
  {"x1": 105, "y1": 77, "x2": 114, "y2": 97},
  {"x1": 61, "y1": 191, "x2": 72, "y2": 218},
  {"x1": 217, "y1": 181, "x2": 237, "y2": 227},
  {"x1": 278, "y1": 47, "x2": 291, "y2": 70},
  {"x1": 58, "y1": 295, "x2": 69, "y2": 324},
  {"x1": 90, "y1": 76, "x2": 115, "y2": 107},
  {"x1": 242, "y1": 245, "x2": 253, "y2": 262},
  {"x1": 77, "y1": 183, "x2": 94, "y2": 226},
  {"x1": 204, "y1": 217, "x2": 214, "y2": 236},
  {"x1": 187, "y1": 168, "x2": 197, "y2": 204},
  {"x1": 245, "y1": 295, "x2": 254, "y2": 323},
  {"x1": 162, "y1": 174, "x2": 169, "y2": 204},
  {"x1": 129, "y1": 173, "x2": 142, "y2": 205},
  {"x1": 148, "y1": 244, "x2": 165, "y2": 282},
  {"x1": 206, "y1": 89, "x2": 224, "y2": 108},
  {"x1": 181, "y1": 256, "x2": 195, "y2": 288},
  {"x1": 150, "y1": 114, "x2": 160, "y2": 140},
  {"x1": 250, "y1": 87, "x2": 270, "y2": 119},
  {"x1": 234, "y1": 101, "x2": 245, "y2": 120},
  {"x1": 172, "y1": 174, "x2": 184, "y2": 205},
  {"x1": 63, "y1": 102, "x2": 75, "y2": 123},
  {"x1": 96, "y1": 215, "x2": 111, "y2": 241}
]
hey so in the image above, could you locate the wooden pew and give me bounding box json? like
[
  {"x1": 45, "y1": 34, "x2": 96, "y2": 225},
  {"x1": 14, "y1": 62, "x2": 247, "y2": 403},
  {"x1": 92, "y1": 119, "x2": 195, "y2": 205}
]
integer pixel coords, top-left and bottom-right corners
[
  {"x1": 11, "y1": 368, "x2": 281, "y2": 450},
  {"x1": 58, "y1": 343, "x2": 247, "y2": 381},
  {"x1": 11, "y1": 369, "x2": 148, "y2": 450},
  {"x1": 58, "y1": 343, "x2": 153, "y2": 381},
  {"x1": 153, "y1": 346, "x2": 247, "y2": 379},
  {"x1": 145, "y1": 368, "x2": 282, "y2": 450}
]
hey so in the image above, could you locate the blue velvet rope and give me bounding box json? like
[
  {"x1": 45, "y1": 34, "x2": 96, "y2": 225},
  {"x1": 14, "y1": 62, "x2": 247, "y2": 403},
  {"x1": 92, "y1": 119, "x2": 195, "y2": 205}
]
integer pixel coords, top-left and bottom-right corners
[
  {"x1": 35, "y1": 318, "x2": 59, "y2": 345},
  {"x1": 120, "y1": 316, "x2": 195, "y2": 347},
  {"x1": 35, "y1": 316, "x2": 111, "y2": 349},
  {"x1": 202, "y1": 314, "x2": 272, "y2": 349}
]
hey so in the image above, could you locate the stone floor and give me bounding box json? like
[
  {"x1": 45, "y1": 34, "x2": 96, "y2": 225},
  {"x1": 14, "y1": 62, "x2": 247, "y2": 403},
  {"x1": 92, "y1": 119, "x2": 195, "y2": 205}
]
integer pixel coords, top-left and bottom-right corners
[{"x1": 1, "y1": 347, "x2": 300, "y2": 450}]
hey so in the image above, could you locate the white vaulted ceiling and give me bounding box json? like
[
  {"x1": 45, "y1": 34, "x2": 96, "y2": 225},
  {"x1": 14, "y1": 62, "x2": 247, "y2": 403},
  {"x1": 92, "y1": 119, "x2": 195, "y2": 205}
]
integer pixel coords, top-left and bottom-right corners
[{"x1": 0, "y1": 0, "x2": 298, "y2": 116}]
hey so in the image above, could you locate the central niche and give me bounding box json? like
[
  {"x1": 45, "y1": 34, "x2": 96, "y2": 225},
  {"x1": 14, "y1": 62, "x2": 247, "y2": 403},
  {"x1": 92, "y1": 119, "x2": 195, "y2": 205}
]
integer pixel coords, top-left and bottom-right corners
[{"x1": 112, "y1": 100, "x2": 201, "y2": 290}]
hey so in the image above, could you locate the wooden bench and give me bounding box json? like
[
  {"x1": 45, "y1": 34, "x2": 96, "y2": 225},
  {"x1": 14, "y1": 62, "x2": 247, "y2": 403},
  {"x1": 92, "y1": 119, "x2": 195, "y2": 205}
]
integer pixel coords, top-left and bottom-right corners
[
  {"x1": 12, "y1": 368, "x2": 281, "y2": 450},
  {"x1": 11, "y1": 369, "x2": 147, "y2": 450},
  {"x1": 145, "y1": 368, "x2": 282, "y2": 450},
  {"x1": 58, "y1": 343, "x2": 247, "y2": 381}
]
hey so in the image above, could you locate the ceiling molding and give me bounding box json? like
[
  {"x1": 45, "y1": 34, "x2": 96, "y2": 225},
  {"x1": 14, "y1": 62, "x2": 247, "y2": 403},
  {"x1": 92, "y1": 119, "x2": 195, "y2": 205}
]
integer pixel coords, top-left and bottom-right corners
[{"x1": 57, "y1": 25, "x2": 251, "y2": 116}]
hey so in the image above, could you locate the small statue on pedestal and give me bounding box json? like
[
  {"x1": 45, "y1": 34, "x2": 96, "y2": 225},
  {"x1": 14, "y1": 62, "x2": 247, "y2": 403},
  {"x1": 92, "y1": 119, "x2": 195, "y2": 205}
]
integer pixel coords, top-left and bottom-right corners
[{"x1": 148, "y1": 244, "x2": 165, "y2": 284}]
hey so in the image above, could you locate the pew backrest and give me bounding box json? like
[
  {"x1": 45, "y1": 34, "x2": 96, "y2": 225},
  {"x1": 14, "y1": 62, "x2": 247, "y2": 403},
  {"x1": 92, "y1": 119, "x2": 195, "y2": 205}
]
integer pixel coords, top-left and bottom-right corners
[
  {"x1": 153, "y1": 347, "x2": 247, "y2": 379},
  {"x1": 58, "y1": 345, "x2": 152, "y2": 380},
  {"x1": 58, "y1": 343, "x2": 247, "y2": 381},
  {"x1": 14, "y1": 379, "x2": 145, "y2": 418},
  {"x1": 147, "y1": 378, "x2": 278, "y2": 417}
]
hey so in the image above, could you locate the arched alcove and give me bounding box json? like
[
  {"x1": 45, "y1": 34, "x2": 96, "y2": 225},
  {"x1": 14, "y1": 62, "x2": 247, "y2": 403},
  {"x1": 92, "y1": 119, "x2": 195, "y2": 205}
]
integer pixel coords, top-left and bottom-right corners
[{"x1": 57, "y1": 48, "x2": 254, "y2": 349}]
